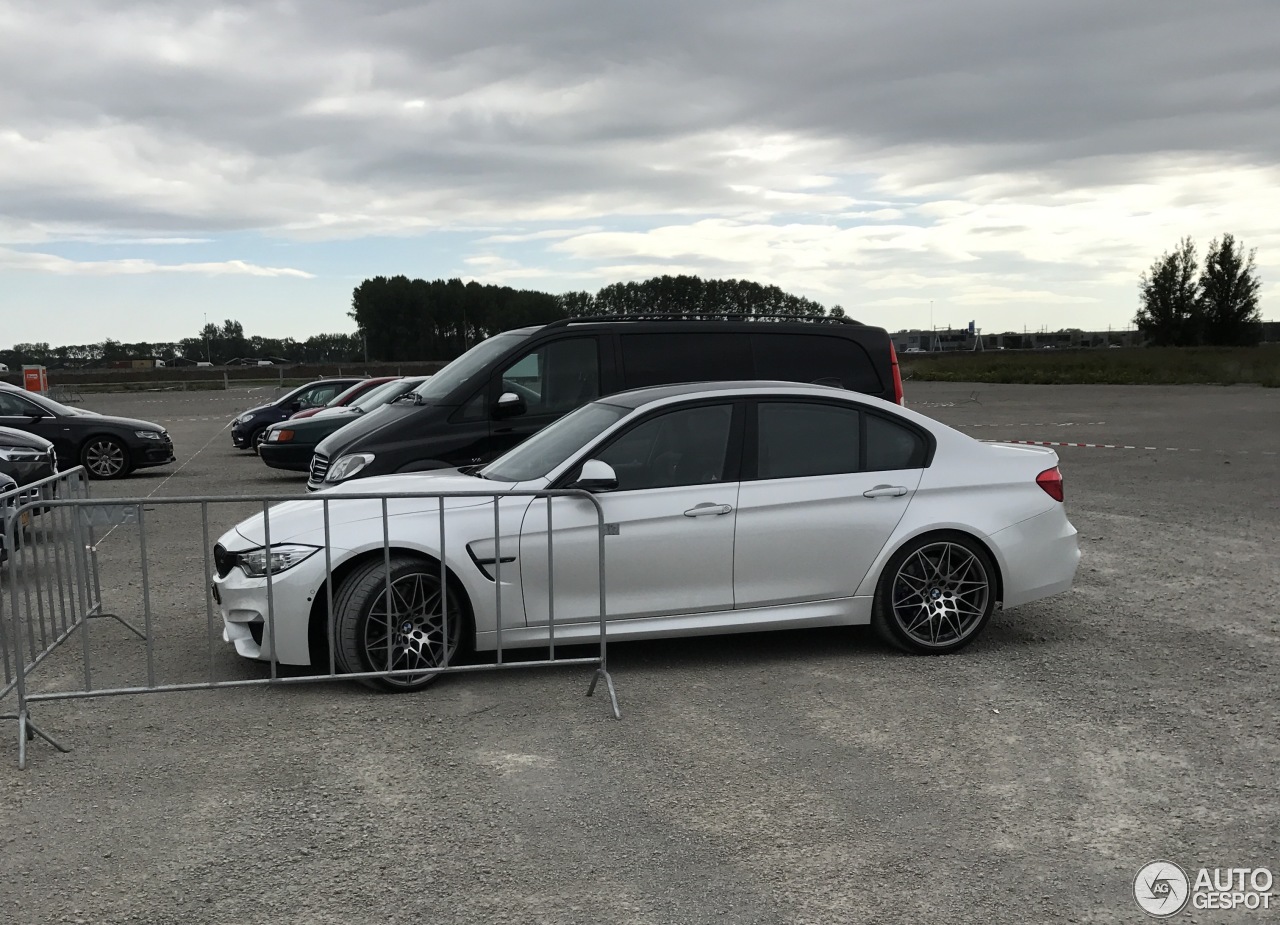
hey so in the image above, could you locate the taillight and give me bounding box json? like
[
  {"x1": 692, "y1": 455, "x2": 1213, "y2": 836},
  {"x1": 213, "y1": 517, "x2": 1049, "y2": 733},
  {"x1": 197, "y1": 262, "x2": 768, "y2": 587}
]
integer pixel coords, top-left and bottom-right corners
[
  {"x1": 889, "y1": 342, "x2": 904, "y2": 405},
  {"x1": 1036, "y1": 466, "x2": 1064, "y2": 502}
]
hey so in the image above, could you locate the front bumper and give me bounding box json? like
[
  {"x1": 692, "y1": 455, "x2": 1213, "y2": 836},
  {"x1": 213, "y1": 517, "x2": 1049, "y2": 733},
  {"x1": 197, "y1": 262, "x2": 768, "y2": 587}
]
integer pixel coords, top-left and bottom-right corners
[
  {"x1": 212, "y1": 549, "x2": 331, "y2": 666},
  {"x1": 259, "y1": 442, "x2": 315, "y2": 472},
  {"x1": 231, "y1": 425, "x2": 254, "y2": 449},
  {"x1": 132, "y1": 437, "x2": 175, "y2": 469}
]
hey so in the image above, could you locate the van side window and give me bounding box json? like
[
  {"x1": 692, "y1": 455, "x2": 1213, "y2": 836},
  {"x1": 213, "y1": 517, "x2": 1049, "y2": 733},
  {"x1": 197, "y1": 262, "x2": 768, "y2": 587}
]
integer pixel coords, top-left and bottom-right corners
[
  {"x1": 751, "y1": 334, "x2": 882, "y2": 392},
  {"x1": 499, "y1": 337, "x2": 599, "y2": 417},
  {"x1": 620, "y1": 333, "x2": 751, "y2": 389}
]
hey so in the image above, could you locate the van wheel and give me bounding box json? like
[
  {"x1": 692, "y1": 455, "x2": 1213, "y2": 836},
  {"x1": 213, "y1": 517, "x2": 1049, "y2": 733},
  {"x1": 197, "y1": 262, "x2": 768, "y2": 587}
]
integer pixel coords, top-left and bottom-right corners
[{"x1": 333, "y1": 555, "x2": 467, "y2": 692}]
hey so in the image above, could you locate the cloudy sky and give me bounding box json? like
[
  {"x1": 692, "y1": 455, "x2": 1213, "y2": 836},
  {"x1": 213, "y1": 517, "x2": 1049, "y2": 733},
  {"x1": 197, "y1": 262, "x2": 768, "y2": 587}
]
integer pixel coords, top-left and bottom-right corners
[{"x1": 3, "y1": 0, "x2": 1278, "y2": 348}]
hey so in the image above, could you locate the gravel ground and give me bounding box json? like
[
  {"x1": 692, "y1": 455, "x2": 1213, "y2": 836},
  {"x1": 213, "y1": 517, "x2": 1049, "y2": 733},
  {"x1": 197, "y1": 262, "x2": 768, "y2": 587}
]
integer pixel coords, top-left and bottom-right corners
[{"x1": 1, "y1": 381, "x2": 1277, "y2": 924}]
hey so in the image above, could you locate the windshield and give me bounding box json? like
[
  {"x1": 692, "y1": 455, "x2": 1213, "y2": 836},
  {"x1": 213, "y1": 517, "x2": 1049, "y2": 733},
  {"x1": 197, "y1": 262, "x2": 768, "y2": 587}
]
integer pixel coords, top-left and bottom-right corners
[
  {"x1": 349, "y1": 379, "x2": 404, "y2": 410},
  {"x1": 412, "y1": 333, "x2": 528, "y2": 403},
  {"x1": 15, "y1": 390, "x2": 81, "y2": 417},
  {"x1": 481, "y1": 401, "x2": 631, "y2": 482}
]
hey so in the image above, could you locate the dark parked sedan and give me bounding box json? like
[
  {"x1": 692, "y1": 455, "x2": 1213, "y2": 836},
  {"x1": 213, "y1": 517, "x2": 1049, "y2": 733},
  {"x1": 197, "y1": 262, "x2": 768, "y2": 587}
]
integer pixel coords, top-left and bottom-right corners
[
  {"x1": 259, "y1": 376, "x2": 428, "y2": 472},
  {"x1": 0, "y1": 383, "x2": 174, "y2": 480},
  {"x1": 0, "y1": 424, "x2": 58, "y2": 487},
  {"x1": 230, "y1": 378, "x2": 362, "y2": 452}
]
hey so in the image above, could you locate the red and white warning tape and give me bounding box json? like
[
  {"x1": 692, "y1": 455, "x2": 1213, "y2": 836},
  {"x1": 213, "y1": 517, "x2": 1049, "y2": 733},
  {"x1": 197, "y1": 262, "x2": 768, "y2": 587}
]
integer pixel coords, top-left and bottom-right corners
[{"x1": 982, "y1": 438, "x2": 1275, "y2": 455}]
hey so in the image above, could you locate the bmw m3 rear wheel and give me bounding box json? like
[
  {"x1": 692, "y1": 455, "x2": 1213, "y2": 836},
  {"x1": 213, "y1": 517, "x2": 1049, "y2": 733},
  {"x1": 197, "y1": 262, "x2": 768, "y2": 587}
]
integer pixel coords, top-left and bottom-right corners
[{"x1": 872, "y1": 533, "x2": 996, "y2": 654}]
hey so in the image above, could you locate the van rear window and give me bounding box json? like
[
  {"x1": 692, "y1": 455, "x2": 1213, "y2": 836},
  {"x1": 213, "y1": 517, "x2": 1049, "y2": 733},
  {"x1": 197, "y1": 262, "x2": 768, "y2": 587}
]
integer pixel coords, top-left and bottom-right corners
[{"x1": 751, "y1": 334, "x2": 883, "y2": 394}]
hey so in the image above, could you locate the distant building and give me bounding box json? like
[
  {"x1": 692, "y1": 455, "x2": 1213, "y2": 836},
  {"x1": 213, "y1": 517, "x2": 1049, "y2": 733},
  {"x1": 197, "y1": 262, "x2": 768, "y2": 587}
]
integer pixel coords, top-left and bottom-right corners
[{"x1": 891, "y1": 328, "x2": 1142, "y2": 352}]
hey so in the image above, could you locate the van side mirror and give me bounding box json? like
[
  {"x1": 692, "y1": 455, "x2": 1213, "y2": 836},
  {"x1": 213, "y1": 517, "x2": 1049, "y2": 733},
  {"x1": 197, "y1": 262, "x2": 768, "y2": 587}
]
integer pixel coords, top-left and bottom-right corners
[
  {"x1": 494, "y1": 392, "x2": 526, "y2": 418},
  {"x1": 570, "y1": 459, "x2": 618, "y2": 492}
]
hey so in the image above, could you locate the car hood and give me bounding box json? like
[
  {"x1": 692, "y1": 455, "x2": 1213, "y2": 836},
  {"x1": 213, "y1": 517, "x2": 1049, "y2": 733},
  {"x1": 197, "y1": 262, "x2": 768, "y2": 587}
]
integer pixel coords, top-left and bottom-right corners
[
  {"x1": 78, "y1": 413, "x2": 167, "y2": 432},
  {"x1": 227, "y1": 471, "x2": 516, "y2": 547},
  {"x1": 0, "y1": 426, "x2": 54, "y2": 451},
  {"x1": 313, "y1": 400, "x2": 429, "y2": 456}
]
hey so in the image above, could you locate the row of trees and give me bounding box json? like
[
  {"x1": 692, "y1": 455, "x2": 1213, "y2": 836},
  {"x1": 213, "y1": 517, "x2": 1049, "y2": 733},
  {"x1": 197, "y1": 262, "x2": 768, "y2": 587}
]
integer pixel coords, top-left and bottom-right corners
[
  {"x1": 347, "y1": 274, "x2": 846, "y2": 362},
  {"x1": 3, "y1": 326, "x2": 366, "y2": 369},
  {"x1": 1135, "y1": 234, "x2": 1263, "y2": 346}
]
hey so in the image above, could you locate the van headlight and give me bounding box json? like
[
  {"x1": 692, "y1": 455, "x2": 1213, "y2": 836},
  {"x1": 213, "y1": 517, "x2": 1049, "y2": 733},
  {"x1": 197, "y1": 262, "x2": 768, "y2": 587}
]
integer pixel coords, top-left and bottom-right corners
[
  {"x1": 326, "y1": 453, "x2": 375, "y2": 482},
  {"x1": 236, "y1": 544, "x2": 321, "y2": 578}
]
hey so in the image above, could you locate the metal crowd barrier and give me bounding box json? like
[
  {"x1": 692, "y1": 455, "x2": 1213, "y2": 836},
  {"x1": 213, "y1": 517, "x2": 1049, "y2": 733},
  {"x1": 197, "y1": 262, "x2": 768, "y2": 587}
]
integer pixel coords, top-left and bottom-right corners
[{"x1": 2, "y1": 488, "x2": 619, "y2": 769}]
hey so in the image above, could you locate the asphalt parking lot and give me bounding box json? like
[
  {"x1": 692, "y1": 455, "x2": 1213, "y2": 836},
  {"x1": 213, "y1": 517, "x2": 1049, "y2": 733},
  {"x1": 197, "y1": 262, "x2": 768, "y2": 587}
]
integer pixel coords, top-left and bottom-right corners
[{"x1": 1, "y1": 381, "x2": 1277, "y2": 924}]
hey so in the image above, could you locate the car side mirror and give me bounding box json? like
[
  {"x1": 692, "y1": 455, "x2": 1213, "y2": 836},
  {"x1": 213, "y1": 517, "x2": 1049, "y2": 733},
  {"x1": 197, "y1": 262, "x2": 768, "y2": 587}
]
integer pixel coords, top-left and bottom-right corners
[
  {"x1": 570, "y1": 459, "x2": 618, "y2": 492},
  {"x1": 287, "y1": 400, "x2": 302, "y2": 412},
  {"x1": 494, "y1": 392, "x2": 526, "y2": 418}
]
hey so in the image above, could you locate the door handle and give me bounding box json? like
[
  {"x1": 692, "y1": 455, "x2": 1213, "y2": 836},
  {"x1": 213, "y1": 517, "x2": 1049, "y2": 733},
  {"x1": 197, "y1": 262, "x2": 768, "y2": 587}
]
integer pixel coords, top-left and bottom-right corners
[
  {"x1": 863, "y1": 485, "x2": 908, "y2": 498},
  {"x1": 684, "y1": 503, "x2": 733, "y2": 517}
]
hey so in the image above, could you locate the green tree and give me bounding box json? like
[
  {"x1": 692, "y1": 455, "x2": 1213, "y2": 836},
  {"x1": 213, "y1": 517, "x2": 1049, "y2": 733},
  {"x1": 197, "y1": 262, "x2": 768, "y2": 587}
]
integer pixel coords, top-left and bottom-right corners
[
  {"x1": 1199, "y1": 234, "x2": 1262, "y2": 346},
  {"x1": 1135, "y1": 237, "x2": 1200, "y2": 346}
]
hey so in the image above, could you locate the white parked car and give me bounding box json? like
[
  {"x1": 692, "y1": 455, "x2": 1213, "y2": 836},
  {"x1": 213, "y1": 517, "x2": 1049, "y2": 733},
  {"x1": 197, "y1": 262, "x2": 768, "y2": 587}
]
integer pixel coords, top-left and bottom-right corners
[{"x1": 212, "y1": 382, "x2": 1080, "y2": 690}]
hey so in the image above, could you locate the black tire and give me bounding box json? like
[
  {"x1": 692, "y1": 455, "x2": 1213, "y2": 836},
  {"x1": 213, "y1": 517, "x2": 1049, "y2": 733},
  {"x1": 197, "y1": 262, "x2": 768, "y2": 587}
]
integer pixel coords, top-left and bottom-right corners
[
  {"x1": 871, "y1": 532, "x2": 997, "y2": 654},
  {"x1": 250, "y1": 427, "x2": 268, "y2": 455},
  {"x1": 80, "y1": 435, "x2": 131, "y2": 480},
  {"x1": 333, "y1": 554, "x2": 468, "y2": 692}
]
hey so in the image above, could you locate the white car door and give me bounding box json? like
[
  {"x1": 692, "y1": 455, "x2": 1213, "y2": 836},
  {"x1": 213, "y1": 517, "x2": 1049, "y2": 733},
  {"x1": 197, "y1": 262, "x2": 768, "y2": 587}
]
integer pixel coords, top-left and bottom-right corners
[
  {"x1": 519, "y1": 402, "x2": 740, "y2": 625},
  {"x1": 733, "y1": 400, "x2": 926, "y2": 609}
]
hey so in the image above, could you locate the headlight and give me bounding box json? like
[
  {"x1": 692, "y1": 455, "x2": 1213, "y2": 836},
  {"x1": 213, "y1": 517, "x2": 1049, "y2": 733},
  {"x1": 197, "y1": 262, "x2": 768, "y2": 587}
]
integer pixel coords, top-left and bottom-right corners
[
  {"x1": 0, "y1": 445, "x2": 45, "y2": 461},
  {"x1": 268, "y1": 430, "x2": 293, "y2": 443},
  {"x1": 235, "y1": 544, "x2": 321, "y2": 578},
  {"x1": 326, "y1": 453, "x2": 375, "y2": 482},
  {"x1": 135, "y1": 430, "x2": 164, "y2": 440},
  {"x1": 235, "y1": 413, "x2": 253, "y2": 424}
]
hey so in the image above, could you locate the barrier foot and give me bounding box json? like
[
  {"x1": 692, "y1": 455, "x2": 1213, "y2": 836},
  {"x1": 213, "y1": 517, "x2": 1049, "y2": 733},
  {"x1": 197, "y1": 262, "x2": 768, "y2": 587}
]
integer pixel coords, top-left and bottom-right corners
[
  {"x1": 5, "y1": 710, "x2": 69, "y2": 770},
  {"x1": 91, "y1": 611, "x2": 147, "y2": 641},
  {"x1": 586, "y1": 668, "x2": 621, "y2": 720}
]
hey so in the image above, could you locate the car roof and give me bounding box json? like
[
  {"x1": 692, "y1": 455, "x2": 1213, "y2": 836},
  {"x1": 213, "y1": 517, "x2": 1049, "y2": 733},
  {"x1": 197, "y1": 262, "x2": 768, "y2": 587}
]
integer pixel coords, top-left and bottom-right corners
[{"x1": 600, "y1": 380, "x2": 858, "y2": 409}]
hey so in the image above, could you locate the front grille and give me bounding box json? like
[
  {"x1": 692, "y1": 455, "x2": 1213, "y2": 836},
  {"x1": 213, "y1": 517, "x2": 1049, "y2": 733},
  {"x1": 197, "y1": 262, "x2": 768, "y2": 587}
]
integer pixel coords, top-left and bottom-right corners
[
  {"x1": 309, "y1": 452, "x2": 330, "y2": 484},
  {"x1": 213, "y1": 543, "x2": 235, "y2": 578}
]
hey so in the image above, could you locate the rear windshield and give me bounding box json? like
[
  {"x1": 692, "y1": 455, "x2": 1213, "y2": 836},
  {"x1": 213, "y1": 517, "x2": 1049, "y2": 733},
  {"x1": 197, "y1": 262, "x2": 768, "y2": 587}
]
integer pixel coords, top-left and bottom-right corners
[{"x1": 411, "y1": 333, "x2": 527, "y2": 403}]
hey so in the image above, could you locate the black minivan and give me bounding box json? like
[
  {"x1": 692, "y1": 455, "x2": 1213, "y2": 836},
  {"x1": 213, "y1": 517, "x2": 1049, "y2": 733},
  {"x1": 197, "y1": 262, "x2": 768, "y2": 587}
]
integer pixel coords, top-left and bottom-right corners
[{"x1": 308, "y1": 315, "x2": 903, "y2": 490}]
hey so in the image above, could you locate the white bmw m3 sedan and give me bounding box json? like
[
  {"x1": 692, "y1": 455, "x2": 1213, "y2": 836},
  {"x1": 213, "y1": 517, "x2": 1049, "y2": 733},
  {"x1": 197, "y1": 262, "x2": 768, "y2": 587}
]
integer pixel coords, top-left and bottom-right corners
[{"x1": 212, "y1": 381, "x2": 1079, "y2": 690}]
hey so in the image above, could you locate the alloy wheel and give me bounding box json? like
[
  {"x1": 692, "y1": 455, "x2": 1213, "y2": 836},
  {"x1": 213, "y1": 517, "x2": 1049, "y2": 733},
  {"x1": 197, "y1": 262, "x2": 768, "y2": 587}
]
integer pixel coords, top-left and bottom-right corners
[
  {"x1": 362, "y1": 572, "x2": 458, "y2": 688},
  {"x1": 890, "y1": 541, "x2": 991, "y2": 648},
  {"x1": 84, "y1": 439, "x2": 126, "y2": 479}
]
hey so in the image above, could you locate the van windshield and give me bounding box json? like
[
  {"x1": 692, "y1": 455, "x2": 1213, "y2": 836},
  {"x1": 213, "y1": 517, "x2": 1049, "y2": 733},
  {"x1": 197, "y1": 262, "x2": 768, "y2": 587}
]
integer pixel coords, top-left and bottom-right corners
[{"x1": 411, "y1": 333, "x2": 528, "y2": 403}]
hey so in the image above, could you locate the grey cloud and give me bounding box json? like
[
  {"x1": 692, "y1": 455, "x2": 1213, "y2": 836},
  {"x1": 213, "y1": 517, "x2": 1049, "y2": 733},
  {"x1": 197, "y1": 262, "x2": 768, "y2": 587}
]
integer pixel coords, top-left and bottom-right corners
[{"x1": 2, "y1": 0, "x2": 1278, "y2": 235}]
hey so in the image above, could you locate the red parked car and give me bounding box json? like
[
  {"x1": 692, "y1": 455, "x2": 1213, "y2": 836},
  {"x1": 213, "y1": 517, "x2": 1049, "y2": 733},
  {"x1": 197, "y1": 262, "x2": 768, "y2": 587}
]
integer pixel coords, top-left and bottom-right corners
[{"x1": 288, "y1": 377, "x2": 398, "y2": 420}]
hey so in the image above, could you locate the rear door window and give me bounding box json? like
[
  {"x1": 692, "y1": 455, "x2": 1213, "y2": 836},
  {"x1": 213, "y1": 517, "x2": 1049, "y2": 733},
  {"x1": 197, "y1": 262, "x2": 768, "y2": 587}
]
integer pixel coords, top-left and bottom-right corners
[
  {"x1": 620, "y1": 333, "x2": 751, "y2": 389},
  {"x1": 751, "y1": 333, "x2": 882, "y2": 393},
  {"x1": 756, "y1": 401, "x2": 861, "y2": 479},
  {"x1": 865, "y1": 413, "x2": 928, "y2": 470}
]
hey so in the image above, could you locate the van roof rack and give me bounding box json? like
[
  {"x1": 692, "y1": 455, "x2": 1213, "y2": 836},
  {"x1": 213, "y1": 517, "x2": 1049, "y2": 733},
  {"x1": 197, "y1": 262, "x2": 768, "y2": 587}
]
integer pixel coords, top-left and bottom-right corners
[{"x1": 546, "y1": 313, "x2": 861, "y2": 327}]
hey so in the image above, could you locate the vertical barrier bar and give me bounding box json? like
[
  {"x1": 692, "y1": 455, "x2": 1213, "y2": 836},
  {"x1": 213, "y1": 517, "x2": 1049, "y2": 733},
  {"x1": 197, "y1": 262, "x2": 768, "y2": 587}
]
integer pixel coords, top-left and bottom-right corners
[
  {"x1": 382, "y1": 499, "x2": 392, "y2": 674},
  {"x1": 263, "y1": 501, "x2": 277, "y2": 682},
  {"x1": 323, "y1": 500, "x2": 335, "y2": 676},
  {"x1": 47, "y1": 494, "x2": 70, "y2": 635},
  {"x1": 438, "y1": 501, "x2": 448, "y2": 670},
  {"x1": 27, "y1": 513, "x2": 48, "y2": 655},
  {"x1": 546, "y1": 499, "x2": 555, "y2": 661},
  {"x1": 71, "y1": 498, "x2": 93, "y2": 692},
  {"x1": 136, "y1": 504, "x2": 156, "y2": 688},
  {"x1": 20, "y1": 531, "x2": 38, "y2": 660},
  {"x1": 85, "y1": 480, "x2": 104, "y2": 616},
  {"x1": 493, "y1": 496, "x2": 502, "y2": 666},
  {"x1": 201, "y1": 503, "x2": 215, "y2": 684},
  {"x1": 597, "y1": 503, "x2": 608, "y2": 672},
  {"x1": 36, "y1": 498, "x2": 61, "y2": 640}
]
